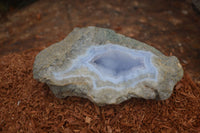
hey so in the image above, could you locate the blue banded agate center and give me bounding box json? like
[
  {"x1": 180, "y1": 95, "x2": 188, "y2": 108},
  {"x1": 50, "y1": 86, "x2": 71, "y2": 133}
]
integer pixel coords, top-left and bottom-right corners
[
  {"x1": 53, "y1": 44, "x2": 158, "y2": 87},
  {"x1": 92, "y1": 50, "x2": 144, "y2": 77}
]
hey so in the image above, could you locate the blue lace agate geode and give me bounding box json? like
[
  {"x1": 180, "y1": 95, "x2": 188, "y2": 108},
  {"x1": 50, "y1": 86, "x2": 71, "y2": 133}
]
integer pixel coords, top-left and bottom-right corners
[
  {"x1": 33, "y1": 26, "x2": 183, "y2": 105},
  {"x1": 53, "y1": 44, "x2": 158, "y2": 91}
]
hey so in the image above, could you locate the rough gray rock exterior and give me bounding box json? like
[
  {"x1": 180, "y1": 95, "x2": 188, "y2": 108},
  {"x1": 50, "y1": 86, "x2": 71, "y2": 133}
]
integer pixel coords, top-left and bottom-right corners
[{"x1": 33, "y1": 26, "x2": 183, "y2": 105}]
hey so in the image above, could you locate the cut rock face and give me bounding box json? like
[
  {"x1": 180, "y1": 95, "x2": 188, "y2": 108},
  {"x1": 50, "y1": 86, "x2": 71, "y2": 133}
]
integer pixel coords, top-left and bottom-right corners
[
  {"x1": 33, "y1": 26, "x2": 183, "y2": 105},
  {"x1": 53, "y1": 44, "x2": 157, "y2": 90}
]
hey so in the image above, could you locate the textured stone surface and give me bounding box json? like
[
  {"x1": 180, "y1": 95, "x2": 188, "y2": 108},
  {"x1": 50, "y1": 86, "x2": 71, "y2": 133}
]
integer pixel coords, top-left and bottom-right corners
[{"x1": 33, "y1": 26, "x2": 183, "y2": 105}]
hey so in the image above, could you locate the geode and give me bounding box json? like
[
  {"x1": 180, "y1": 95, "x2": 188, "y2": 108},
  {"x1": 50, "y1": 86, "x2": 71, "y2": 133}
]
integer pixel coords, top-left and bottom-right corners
[{"x1": 33, "y1": 26, "x2": 183, "y2": 105}]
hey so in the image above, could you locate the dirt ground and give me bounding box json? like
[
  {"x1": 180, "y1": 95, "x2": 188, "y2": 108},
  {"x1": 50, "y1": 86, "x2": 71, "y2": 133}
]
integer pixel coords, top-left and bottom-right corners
[
  {"x1": 0, "y1": 0, "x2": 200, "y2": 80},
  {"x1": 0, "y1": 0, "x2": 200, "y2": 132}
]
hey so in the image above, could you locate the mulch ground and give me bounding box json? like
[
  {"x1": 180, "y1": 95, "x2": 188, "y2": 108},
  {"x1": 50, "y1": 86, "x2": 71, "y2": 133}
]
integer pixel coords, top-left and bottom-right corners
[{"x1": 0, "y1": 48, "x2": 200, "y2": 133}]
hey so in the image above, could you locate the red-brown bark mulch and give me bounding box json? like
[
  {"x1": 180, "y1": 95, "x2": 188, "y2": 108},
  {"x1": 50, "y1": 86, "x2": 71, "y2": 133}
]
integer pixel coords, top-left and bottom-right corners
[{"x1": 0, "y1": 48, "x2": 200, "y2": 133}]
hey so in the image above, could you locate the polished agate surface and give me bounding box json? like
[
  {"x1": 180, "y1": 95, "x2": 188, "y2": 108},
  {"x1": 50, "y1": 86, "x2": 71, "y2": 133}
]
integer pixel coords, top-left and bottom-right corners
[{"x1": 53, "y1": 44, "x2": 158, "y2": 90}]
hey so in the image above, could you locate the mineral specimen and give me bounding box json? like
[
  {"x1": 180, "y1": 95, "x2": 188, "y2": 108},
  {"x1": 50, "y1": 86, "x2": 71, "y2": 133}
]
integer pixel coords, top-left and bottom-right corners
[{"x1": 33, "y1": 26, "x2": 183, "y2": 105}]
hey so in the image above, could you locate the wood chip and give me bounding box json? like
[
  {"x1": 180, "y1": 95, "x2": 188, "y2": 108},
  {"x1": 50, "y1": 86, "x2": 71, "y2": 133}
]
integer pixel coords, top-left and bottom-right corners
[{"x1": 0, "y1": 48, "x2": 199, "y2": 132}]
